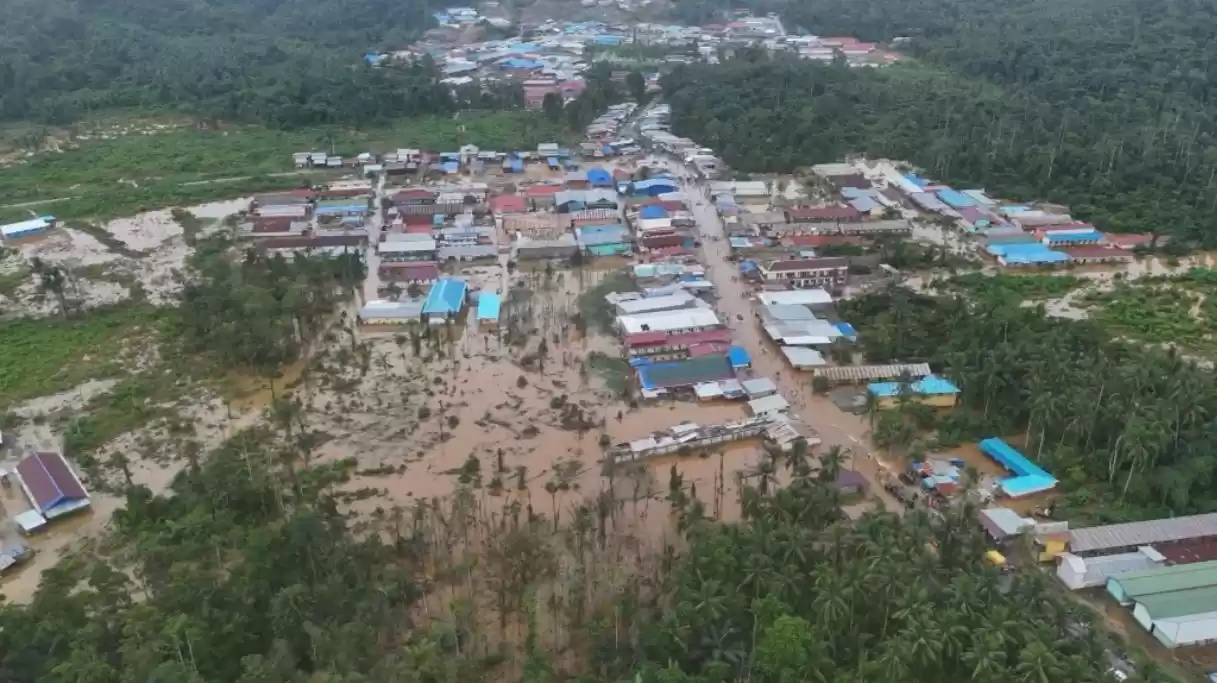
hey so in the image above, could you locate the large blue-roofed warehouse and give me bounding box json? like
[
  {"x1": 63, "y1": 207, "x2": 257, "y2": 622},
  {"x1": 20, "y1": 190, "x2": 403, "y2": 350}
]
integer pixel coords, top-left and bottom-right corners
[{"x1": 979, "y1": 438, "x2": 1058, "y2": 498}]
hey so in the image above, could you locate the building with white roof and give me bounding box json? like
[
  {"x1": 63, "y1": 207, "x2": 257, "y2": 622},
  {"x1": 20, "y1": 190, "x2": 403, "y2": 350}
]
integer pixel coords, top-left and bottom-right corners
[
  {"x1": 1, "y1": 216, "x2": 56, "y2": 240},
  {"x1": 617, "y1": 308, "x2": 721, "y2": 335},
  {"x1": 612, "y1": 291, "x2": 700, "y2": 316},
  {"x1": 756, "y1": 289, "x2": 833, "y2": 307}
]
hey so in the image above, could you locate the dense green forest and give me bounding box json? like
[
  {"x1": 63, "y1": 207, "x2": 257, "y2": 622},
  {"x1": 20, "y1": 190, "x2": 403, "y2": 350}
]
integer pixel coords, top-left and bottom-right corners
[
  {"x1": 664, "y1": 0, "x2": 1217, "y2": 242},
  {"x1": 0, "y1": 0, "x2": 523, "y2": 127},
  {"x1": 0, "y1": 428, "x2": 1172, "y2": 683},
  {"x1": 840, "y1": 284, "x2": 1217, "y2": 523},
  {"x1": 663, "y1": 56, "x2": 1217, "y2": 242}
]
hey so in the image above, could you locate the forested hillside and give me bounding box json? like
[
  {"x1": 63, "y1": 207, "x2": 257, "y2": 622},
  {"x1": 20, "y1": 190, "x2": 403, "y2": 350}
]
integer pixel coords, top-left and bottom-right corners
[
  {"x1": 0, "y1": 0, "x2": 471, "y2": 127},
  {"x1": 664, "y1": 0, "x2": 1217, "y2": 242}
]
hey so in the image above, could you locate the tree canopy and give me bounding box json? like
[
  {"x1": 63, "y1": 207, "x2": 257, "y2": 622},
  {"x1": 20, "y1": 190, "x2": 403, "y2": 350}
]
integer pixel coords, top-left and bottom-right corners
[
  {"x1": 663, "y1": 0, "x2": 1217, "y2": 244},
  {"x1": 839, "y1": 284, "x2": 1217, "y2": 523},
  {"x1": 0, "y1": 0, "x2": 523, "y2": 127},
  {"x1": 0, "y1": 430, "x2": 1175, "y2": 683},
  {"x1": 177, "y1": 239, "x2": 364, "y2": 373}
]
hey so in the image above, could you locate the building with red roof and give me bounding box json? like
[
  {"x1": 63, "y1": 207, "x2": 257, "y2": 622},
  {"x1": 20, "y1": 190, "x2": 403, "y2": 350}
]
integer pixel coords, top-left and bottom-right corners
[
  {"x1": 1104, "y1": 233, "x2": 1155, "y2": 249},
  {"x1": 490, "y1": 195, "x2": 528, "y2": 215},
  {"x1": 525, "y1": 184, "x2": 561, "y2": 197},
  {"x1": 391, "y1": 189, "x2": 437, "y2": 205},
  {"x1": 625, "y1": 328, "x2": 733, "y2": 360},
  {"x1": 378, "y1": 261, "x2": 440, "y2": 284},
  {"x1": 1061, "y1": 246, "x2": 1134, "y2": 264}
]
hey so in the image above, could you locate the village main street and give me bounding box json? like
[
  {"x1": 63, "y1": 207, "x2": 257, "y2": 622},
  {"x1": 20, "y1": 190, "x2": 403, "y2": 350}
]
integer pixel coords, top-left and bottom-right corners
[{"x1": 660, "y1": 159, "x2": 905, "y2": 510}]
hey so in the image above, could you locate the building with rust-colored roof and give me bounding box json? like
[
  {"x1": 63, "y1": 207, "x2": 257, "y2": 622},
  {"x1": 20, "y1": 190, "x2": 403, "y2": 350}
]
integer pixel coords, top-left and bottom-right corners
[
  {"x1": 490, "y1": 194, "x2": 527, "y2": 215},
  {"x1": 15, "y1": 452, "x2": 91, "y2": 520},
  {"x1": 785, "y1": 206, "x2": 862, "y2": 223}
]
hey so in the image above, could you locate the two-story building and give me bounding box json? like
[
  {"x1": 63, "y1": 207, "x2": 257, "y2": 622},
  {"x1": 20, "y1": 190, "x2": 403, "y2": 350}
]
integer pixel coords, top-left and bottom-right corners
[{"x1": 759, "y1": 257, "x2": 849, "y2": 291}]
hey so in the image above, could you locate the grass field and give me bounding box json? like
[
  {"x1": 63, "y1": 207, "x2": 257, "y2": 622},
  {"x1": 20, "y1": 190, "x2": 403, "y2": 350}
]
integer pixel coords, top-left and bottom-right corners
[
  {"x1": 0, "y1": 111, "x2": 569, "y2": 221},
  {"x1": 0, "y1": 305, "x2": 166, "y2": 408}
]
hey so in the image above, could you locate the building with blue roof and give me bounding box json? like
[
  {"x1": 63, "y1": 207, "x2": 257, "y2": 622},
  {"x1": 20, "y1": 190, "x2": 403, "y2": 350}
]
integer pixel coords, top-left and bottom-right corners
[
  {"x1": 422, "y1": 278, "x2": 468, "y2": 318},
  {"x1": 587, "y1": 167, "x2": 613, "y2": 187},
  {"x1": 868, "y1": 374, "x2": 960, "y2": 409},
  {"x1": 937, "y1": 188, "x2": 977, "y2": 209},
  {"x1": 903, "y1": 173, "x2": 931, "y2": 188},
  {"x1": 834, "y1": 322, "x2": 858, "y2": 341},
  {"x1": 477, "y1": 292, "x2": 500, "y2": 328},
  {"x1": 501, "y1": 58, "x2": 545, "y2": 70},
  {"x1": 315, "y1": 201, "x2": 368, "y2": 217},
  {"x1": 848, "y1": 197, "x2": 879, "y2": 214},
  {"x1": 632, "y1": 178, "x2": 679, "y2": 197},
  {"x1": 727, "y1": 346, "x2": 751, "y2": 369},
  {"x1": 576, "y1": 224, "x2": 631, "y2": 256},
  {"x1": 979, "y1": 438, "x2": 1058, "y2": 498},
  {"x1": 441, "y1": 161, "x2": 460, "y2": 174},
  {"x1": 987, "y1": 243, "x2": 1069, "y2": 267},
  {"x1": 639, "y1": 204, "x2": 669, "y2": 219},
  {"x1": 1043, "y1": 230, "x2": 1103, "y2": 246},
  {"x1": 962, "y1": 189, "x2": 996, "y2": 206}
]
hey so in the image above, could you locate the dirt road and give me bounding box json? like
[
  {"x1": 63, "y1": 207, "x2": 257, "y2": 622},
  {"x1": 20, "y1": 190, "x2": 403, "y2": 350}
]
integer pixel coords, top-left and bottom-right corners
[{"x1": 662, "y1": 161, "x2": 904, "y2": 510}]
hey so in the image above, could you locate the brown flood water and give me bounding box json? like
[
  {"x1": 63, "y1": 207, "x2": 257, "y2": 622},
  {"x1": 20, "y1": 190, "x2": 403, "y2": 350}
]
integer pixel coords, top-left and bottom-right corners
[
  {"x1": 318, "y1": 260, "x2": 770, "y2": 532},
  {"x1": 316, "y1": 161, "x2": 904, "y2": 532}
]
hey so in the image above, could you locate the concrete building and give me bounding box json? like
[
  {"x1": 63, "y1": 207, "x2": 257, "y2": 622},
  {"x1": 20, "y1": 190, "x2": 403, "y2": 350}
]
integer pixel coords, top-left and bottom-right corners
[{"x1": 759, "y1": 257, "x2": 849, "y2": 290}]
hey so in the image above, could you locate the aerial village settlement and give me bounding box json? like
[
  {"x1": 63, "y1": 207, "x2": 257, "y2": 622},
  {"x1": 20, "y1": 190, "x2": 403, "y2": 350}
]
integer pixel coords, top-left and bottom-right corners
[{"x1": 3, "y1": 7, "x2": 1217, "y2": 679}]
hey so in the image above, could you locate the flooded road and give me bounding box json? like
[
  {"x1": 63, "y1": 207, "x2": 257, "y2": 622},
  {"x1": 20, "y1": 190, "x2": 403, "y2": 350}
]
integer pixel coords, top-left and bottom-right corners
[
  {"x1": 362, "y1": 173, "x2": 388, "y2": 303},
  {"x1": 662, "y1": 161, "x2": 904, "y2": 510}
]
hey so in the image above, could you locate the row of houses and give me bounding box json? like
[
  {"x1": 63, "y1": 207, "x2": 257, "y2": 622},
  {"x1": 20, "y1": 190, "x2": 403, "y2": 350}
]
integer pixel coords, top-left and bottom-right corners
[
  {"x1": 810, "y1": 159, "x2": 1154, "y2": 267},
  {"x1": 971, "y1": 502, "x2": 1217, "y2": 648}
]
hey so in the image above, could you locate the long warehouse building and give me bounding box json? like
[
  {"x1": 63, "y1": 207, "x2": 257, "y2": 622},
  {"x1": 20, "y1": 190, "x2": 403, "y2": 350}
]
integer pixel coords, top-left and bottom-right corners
[
  {"x1": 1069, "y1": 512, "x2": 1217, "y2": 557},
  {"x1": 1106, "y1": 560, "x2": 1217, "y2": 648}
]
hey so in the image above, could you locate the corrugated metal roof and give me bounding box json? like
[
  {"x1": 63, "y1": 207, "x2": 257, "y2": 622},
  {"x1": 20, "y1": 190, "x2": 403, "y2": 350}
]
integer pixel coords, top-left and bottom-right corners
[
  {"x1": 477, "y1": 293, "x2": 501, "y2": 321},
  {"x1": 1109, "y1": 560, "x2": 1217, "y2": 600},
  {"x1": 1071, "y1": 513, "x2": 1217, "y2": 553},
  {"x1": 16, "y1": 452, "x2": 88, "y2": 514},
  {"x1": 637, "y1": 355, "x2": 734, "y2": 389},
  {"x1": 1137, "y1": 585, "x2": 1217, "y2": 620},
  {"x1": 868, "y1": 375, "x2": 959, "y2": 397},
  {"x1": 817, "y1": 362, "x2": 929, "y2": 384}
]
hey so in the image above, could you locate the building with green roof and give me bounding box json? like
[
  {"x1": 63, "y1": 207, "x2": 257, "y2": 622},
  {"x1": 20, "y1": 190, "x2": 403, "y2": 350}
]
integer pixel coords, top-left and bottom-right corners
[
  {"x1": 1106, "y1": 559, "x2": 1217, "y2": 604},
  {"x1": 1131, "y1": 585, "x2": 1217, "y2": 648}
]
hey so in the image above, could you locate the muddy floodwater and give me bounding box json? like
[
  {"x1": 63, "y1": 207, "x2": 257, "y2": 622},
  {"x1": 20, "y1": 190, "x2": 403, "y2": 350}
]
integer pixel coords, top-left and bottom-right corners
[
  {"x1": 310, "y1": 159, "x2": 904, "y2": 536},
  {"x1": 308, "y1": 255, "x2": 786, "y2": 537}
]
